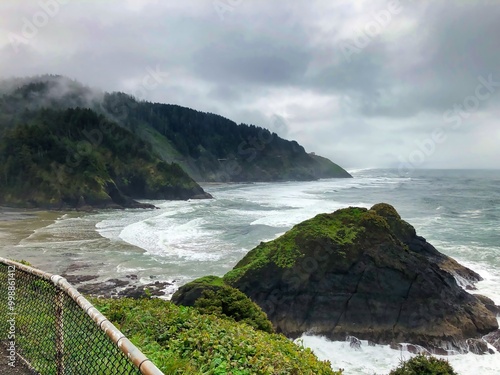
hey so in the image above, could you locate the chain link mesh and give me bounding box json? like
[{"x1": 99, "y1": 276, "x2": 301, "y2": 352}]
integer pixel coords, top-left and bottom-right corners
[{"x1": 0, "y1": 262, "x2": 143, "y2": 375}]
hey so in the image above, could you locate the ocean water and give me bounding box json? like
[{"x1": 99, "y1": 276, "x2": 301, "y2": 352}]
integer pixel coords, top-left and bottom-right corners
[{"x1": 1, "y1": 169, "x2": 499, "y2": 374}]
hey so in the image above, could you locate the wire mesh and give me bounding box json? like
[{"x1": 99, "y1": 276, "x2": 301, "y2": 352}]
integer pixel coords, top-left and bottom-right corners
[{"x1": 0, "y1": 261, "x2": 150, "y2": 375}]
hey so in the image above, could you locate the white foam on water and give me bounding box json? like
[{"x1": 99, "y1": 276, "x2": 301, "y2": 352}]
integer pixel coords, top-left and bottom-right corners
[
  {"x1": 157, "y1": 218, "x2": 225, "y2": 261},
  {"x1": 299, "y1": 335, "x2": 500, "y2": 375},
  {"x1": 116, "y1": 214, "x2": 225, "y2": 262},
  {"x1": 115, "y1": 264, "x2": 147, "y2": 274},
  {"x1": 250, "y1": 201, "x2": 371, "y2": 228},
  {"x1": 95, "y1": 201, "x2": 203, "y2": 241},
  {"x1": 456, "y1": 260, "x2": 500, "y2": 305}
]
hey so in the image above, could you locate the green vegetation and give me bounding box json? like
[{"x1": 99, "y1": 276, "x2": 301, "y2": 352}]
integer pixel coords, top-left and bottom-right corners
[
  {"x1": 12, "y1": 259, "x2": 33, "y2": 266},
  {"x1": 0, "y1": 75, "x2": 351, "y2": 183},
  {"x1": 0, "y1": 265, "x2": 139, "y2": 374},
  {"x1": 194, "y1": 285, "x2": 274, "y2": 333},
  {"x1": 187, "y1": 275, "x2": 227, "y2": 288},
  {"x1": 172, "y1": 276, "x2": 273, "y2": 333},
  {"x1": 109, "y1": 98, "x2": 351, "y2": 182},
  {"x1": 93, "y1": 298, "x2": 342, "y2": 375},
  {"x1": 389, "y1": 354, "x2": 458, "y2": 375},
  {"x1": 224, "y1": 207, "x2": 368, "y2": 284},
  {"x1": 0, "y1": 107, "x2": 206, "y2": 208}
]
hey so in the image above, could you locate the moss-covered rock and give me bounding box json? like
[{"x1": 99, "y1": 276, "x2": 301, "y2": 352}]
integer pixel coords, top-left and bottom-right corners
[
  {"x1": 224, "y1": 207, "x2": 368, "y2": 285},
  {"x1": 223, "y1": 203, "x2": 498, "y2": 353}
]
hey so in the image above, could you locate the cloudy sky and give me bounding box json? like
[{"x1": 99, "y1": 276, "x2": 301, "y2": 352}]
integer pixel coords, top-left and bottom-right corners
[{"x1": 1, "y1": 0, "x2": 499, "y2": 170}]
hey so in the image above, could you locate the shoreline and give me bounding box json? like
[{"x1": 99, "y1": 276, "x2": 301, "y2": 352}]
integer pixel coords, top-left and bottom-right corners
[
  {"x1": 0, "y1": 209, "x2": 65, "y2": 247},
  {"x1": 0, "y1": 208, "x2": 176, "y2": 299}
]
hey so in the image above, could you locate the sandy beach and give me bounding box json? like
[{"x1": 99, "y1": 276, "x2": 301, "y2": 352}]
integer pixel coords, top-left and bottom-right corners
[{"x1": 0, "y1": 208, "x2": 64, "y2": 255}]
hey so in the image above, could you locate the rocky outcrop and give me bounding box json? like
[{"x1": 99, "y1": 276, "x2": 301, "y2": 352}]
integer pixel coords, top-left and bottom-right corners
[{"x1": 223, "y1": 203, "x2": 498, "y2": 353}]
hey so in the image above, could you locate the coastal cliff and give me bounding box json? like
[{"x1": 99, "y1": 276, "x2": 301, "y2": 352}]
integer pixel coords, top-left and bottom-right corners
[{"x1": 0, "y1": 108, "x2": 211, "y2": 209}]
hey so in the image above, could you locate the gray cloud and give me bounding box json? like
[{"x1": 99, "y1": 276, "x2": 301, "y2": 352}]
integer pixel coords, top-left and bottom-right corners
[{"x1": 0, "y1": 0, "x2": 499, "y2": 169}]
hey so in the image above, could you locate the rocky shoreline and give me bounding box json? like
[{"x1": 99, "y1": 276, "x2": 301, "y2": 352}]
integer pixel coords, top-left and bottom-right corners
[{"x1": 63, "y1": 273, "x2": 174, "y2": 299}]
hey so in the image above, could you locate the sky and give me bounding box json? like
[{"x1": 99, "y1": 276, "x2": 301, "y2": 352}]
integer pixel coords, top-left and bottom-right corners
[{"x1": 0, "y1": 0, "x2": 499, "y2": 170}]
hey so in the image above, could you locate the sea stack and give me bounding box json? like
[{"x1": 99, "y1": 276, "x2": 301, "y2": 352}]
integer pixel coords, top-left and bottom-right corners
[{"x1": 218, "y1": 203, "x2": 499, "y2": 353}]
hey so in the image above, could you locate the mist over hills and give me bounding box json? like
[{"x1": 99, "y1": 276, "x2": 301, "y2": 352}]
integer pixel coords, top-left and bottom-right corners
[{"x1": 0, "y1": 75, "x2": 350, "y2": 208}]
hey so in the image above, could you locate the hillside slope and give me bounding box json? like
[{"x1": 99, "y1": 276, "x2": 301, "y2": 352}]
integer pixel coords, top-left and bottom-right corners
[
  {"x1": 0, "y1": 107, "x2": 210, "y2": 209},
  {"x1": 0, "y1": 75, "x2": 351, "y2": 182}
]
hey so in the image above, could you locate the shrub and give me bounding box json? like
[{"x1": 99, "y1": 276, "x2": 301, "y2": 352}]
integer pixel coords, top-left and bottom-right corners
[
  {"x1": 93, "y1": 298, "x2": 341, "y2": 375},
  {"x1": 194, "y1": 284, "x2": 274, "y2": 333},
  {"x1": 389, "y1": 354, "x2": 458, "y2": 375}
]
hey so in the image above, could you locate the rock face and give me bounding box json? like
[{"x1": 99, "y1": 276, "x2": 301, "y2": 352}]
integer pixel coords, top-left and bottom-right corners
[{"x1": 223, "y1": 203, "x2": 498, "y2": 353}]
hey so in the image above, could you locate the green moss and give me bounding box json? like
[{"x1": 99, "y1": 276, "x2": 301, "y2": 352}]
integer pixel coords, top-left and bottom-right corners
[
  {"x1": 224, "y1": 207, "x2": 369, "y2": 284},
  {"x1": 92, "y1": 298, "x2": 342, "y2": 375},
  {"x1": 369, "y1": 203, "x2": 416, "y2": 242},
  {"x1": 187, "y1": 275, "x2": 226, "y2": 288},
  {"x1": 370, "y1": 203, "x2": 401, "y2": 219},
  {"x1": 359, "y1": 210, "x2": 391, "y2": 232}
]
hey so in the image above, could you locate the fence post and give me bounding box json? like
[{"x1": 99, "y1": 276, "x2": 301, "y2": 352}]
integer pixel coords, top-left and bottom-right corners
[{"x1": 55, "y1": 288, "x2": 65, "y2": 375}]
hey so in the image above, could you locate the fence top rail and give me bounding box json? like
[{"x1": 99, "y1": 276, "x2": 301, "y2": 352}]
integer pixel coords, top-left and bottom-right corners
[
  {"x1": 0, "y1": 257, "x2": 164, "y2": 375},
  {"x1": 1, "y1": 257, "x2": 53, "y2": 280}
]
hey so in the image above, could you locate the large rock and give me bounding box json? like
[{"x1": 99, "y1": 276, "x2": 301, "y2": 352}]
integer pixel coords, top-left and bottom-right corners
[{"x1": 223, "y1": 203, "x2": 498, "y2": 353}]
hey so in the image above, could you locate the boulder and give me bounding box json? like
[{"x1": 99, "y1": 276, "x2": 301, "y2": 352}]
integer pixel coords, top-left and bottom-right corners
[
  {"x1": 223, "y1": 203, "x2": 498, "y2": 352},
  {"x1": 466, "y1": 338, "x2": 493, "y2": 355},
  {"x1": 475, "y1": 295, "x2": 500, "y2": 315},
  {"x1": 484, "y1": 330, "x2": 500, "y2": 352}
]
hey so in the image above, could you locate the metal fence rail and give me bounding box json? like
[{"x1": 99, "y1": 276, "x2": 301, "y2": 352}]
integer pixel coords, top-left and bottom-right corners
[{"x1": 0, "y1": 258, "x2": 164, "y2": 375}]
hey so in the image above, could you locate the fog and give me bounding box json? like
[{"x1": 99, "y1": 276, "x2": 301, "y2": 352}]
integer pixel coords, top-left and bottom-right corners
[{"x1": 1, "y1": 0, "x2": 499, "y2": 169}]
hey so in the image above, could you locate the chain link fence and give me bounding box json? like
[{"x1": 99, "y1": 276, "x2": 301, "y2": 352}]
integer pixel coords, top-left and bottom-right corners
[{"x1": 0, "y1": 258, "x2": 163, "y2": 375}]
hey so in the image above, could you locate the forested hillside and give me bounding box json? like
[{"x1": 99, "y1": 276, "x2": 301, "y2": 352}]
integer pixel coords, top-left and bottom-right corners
[
  {"x1": 0, "y1": 107, "x2": 209, "y2": 209},
  {"x1": 0, "y1": 75, "x2": 351, "y2": 183}
]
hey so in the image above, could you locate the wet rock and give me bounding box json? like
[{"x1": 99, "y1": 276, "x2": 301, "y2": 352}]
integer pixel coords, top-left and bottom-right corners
[
  {"x1": 484, "y1": 330, "x2": 500, "y2": 352},
  {"x1": 224, "y1": 203, "x2": 498, "y2": 353},
  {"x1": 475, "y1": 295, "x2": 500, "y2": 315},
  {"x1": 66, "y1": 275, "x2": 171, "y2": 299},
  {"x1": 347, "y1": 336, "x2": 361, "y2": 350},
  {"x1": 466, "y1": 339, "x2": 490, "y2": 355}
]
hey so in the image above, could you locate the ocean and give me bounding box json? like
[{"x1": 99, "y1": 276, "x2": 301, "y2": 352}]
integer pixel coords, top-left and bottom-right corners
[{"x1": 1, "y1": 169, "x2": 499, "y2": 374}]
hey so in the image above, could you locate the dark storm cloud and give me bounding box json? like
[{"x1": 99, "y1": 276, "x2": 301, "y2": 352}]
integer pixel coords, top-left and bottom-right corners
[{"x1": 0, "y1": 0, "x2": 498, "y2": 169}]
